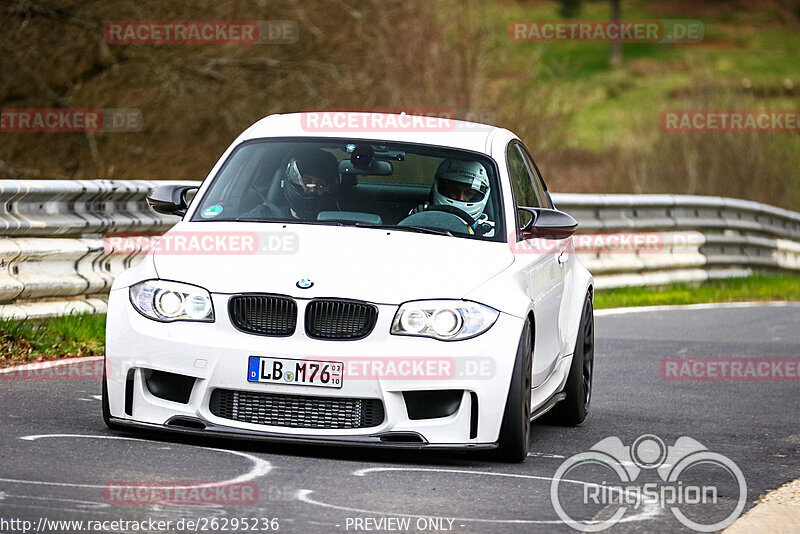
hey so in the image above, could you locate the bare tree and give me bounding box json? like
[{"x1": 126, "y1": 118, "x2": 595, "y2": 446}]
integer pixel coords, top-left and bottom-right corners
[{"x1": 609, "y1": 0, "x2": 623, "y2": 67}]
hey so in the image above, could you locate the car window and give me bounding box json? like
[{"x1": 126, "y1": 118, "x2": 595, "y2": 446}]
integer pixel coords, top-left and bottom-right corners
[
  {"x1": 191, "y1": 138, "x2": 505, "y2": 242},
  {"x1": 506, "y1": 142, "x2": 542, "y2": 209},
  {"x1": 518, "y1": 145, "x2": 551, "y2": 208}
]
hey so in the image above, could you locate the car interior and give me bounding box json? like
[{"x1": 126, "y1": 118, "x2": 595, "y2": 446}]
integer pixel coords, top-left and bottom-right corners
[{"x1": 193, "y1": 140, "x2": 504, "y2": 240}]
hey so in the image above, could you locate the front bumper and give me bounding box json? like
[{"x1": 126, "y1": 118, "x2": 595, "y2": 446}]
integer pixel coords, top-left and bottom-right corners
[
  {"x1": 106, "y1": 289, "x2": 524, "y2": 447},
  {"x1": 107, "y1": 417, "x2": 498, "y2": 450}
]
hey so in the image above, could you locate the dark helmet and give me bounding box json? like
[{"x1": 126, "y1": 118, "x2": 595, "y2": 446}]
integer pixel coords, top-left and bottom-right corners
[{"x1": 283, "y1": 149, "x2": 339, "y2": 219}]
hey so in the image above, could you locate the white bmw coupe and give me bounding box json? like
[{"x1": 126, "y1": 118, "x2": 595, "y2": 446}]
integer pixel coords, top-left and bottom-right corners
[{"x1": 104, "y1": 112, "x2": 594, "y2": 462}]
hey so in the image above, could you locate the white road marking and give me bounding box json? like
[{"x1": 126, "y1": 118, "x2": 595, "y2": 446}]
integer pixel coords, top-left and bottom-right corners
[
  {"x1": 297, "y1": 488, "x2": 568, "y2": 525},
  {"x1": 528, "y1": 452, "x2": 566, "y2": 459},
  {"x1": 352, "y1": 466, "x2": 562, "y2": 480},
  {"x1": 596, "y1": 301, "x2": 800, "y2": 317},
  {"x1": 3, "y1": 493, "x2": 108, "y2": 508},
  {"x1": 299, "y1": 466, "x2": 663, "y2": 525},
  {"x1": 0, "y1": 502, "x2": 105, "y2": 515},
  {"x1": 2, "y1": 434, "x2": 271, "y2": 491}
]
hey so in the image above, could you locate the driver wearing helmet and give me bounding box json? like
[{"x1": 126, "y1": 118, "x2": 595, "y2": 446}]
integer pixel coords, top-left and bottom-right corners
[
  {"x1": 240, "y1": 148, "x2": 339, "y2": 220},
  {"x1": 283, "y1": 149, "x2": 340, "y2": 219},
  {"x1": 411, "y1": 159, "x2": 494, "y2": 235}
]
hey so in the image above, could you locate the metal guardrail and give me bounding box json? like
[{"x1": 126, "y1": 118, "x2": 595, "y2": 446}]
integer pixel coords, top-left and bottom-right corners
[
  {"x1": 0, "y1": 180, "x2": 798, "y2": 318},
  {"x1": 0, "y1": 180, "x2": 191, "y2": 237},
  {"x1": 551, "y1": 193, "x2": 800, "y2": 289}
]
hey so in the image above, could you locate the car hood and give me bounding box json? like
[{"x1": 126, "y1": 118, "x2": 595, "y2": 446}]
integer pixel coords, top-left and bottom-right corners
[{"x1": 151, "y1": 222, "x2": 514, "y2": 304}]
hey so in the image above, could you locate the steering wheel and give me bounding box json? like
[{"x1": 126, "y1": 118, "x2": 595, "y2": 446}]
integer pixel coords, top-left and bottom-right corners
[
  {"x1": 422, "y1": 204, "x2": 476, "y2": 227},
  {"x1": 248, "y1": 183, "x2": 283, "y2": 218}
]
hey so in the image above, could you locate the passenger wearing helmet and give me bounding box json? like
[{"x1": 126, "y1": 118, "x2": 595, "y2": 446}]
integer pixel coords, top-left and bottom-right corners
[
  {"x1": 283, "y1": 149, "x2": 340, "y2": 219},
  {"x1": 411, "y1": 159, "x2": 494, "y2": 236}
]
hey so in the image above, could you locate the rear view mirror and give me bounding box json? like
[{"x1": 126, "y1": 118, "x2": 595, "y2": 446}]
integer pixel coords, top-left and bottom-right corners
[
  {"x1": 338, "y1": 159, "x2": 393, "y2": 176},
  {"x1": 518, "y1": 207, "x2": 577, "y2": 240},
  {"x1": 147, "y1": 185, "x2": 198, "y2": 217}
]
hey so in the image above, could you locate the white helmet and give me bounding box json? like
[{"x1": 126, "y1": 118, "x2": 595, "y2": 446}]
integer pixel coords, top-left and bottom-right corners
[{"x1": 432, "y1": 159, "x2": 490, "y2": 220}]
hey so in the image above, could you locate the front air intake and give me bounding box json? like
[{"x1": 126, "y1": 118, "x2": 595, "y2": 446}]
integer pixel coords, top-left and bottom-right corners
[{"x1": 209, "y1": 389, "x2": 385, "y2": 429}]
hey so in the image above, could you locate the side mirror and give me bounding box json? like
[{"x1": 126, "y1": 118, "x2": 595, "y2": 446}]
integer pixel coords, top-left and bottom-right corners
[
  {"x1": 146, "y1": 185, "x2": 198, "y2": 217},
  {"x1": 518, "y1": 207, "x2": 577, "y2": 240}
]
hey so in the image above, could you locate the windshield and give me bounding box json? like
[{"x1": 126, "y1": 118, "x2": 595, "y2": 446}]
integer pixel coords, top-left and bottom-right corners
[{"x1": 191, "y1": 138, "x2": 505, "y2": 241}]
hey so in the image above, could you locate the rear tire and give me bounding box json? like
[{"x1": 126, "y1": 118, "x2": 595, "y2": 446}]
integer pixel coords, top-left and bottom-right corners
[
  {"x1": 496, "y1": 319, "x2": 533, "y2": 462},
  {"x1": 547, "y1": 293, "x2": 594, "y2": 426}
]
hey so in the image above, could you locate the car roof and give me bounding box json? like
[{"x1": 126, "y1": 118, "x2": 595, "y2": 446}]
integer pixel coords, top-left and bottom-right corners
[{"x1": 238, "y1": 112, "x2": 506, "y2": 155}]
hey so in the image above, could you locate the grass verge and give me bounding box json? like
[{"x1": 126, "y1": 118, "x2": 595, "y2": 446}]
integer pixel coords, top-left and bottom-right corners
[
  {"x1": 0, "y1": 313, "x2": 105, "y2": 368},
  {"x1": 594, "y1": 274, "x2": 800, "y2": 309}
]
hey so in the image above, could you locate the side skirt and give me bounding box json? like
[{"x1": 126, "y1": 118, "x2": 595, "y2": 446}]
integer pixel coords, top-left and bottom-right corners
[{"x1": 530, "y1": 392, "x2": 566, "y2": 421}]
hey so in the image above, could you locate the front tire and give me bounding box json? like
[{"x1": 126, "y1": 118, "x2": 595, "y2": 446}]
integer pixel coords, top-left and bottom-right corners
[
  {"x1": 548, "y1": 292, "x2": 594, "y2": 425},
  {"x1": 496, "y1": 319, "x2": 533, "y2": 462}
]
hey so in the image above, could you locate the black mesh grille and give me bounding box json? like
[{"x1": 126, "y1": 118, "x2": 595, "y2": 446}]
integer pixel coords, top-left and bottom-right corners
[
  {"x1": 229, "y1": 295, "x2": 297, "y2": 336},
  {"x1": 209, "y1": 389, "x2": 385, "y2": 429},
  {"x1": 305, "y1": 299, "x2": 378, "y2": 340}
]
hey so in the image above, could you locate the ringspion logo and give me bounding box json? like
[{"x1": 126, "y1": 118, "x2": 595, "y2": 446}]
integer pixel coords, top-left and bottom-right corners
[{"x1": 551, "y1": 434, "x2": 746, "y2": 532}]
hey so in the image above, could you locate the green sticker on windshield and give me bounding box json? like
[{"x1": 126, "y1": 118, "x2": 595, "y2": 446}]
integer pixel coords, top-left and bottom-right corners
[{"x1": 202, "y1": 205, "x2": 223, "y2": 218}]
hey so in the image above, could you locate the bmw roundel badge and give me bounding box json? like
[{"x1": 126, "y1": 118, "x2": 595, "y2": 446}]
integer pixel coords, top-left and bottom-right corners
[{"x1": 296, "y1": 278, "x2": 314, "y2": 289}]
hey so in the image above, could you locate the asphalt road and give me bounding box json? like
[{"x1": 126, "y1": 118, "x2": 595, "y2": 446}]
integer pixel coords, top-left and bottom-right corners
[{"x1": 1, "y1": 304, "x2": 799, "y2": 534}]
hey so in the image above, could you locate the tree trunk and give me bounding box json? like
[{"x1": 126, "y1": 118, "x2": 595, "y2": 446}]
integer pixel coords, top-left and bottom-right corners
[{"x1": 609, "y1": 0, "x2": 623, "y2": 67}]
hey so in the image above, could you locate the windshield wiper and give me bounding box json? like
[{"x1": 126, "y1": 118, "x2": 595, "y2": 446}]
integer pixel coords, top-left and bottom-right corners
[
  {"x1": 233, "y1": 217, "x2": 287, "y2": 223},
  {"x1": 233, "y1": 217, "x2": 344, "y2": 227},
  {"x1": 231, "y1": 218, "x2": 450, "y2": 236},
  {"x1": 353, "y1": 223, "x2": 453, "y2": 237}
]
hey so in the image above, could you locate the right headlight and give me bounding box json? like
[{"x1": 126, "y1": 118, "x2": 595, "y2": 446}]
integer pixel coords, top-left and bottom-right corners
[
  {"x1": 391, "y1": 300, "x2": 499, "y2": 341},
  {"x1": 129, "y1": 279, "x2": 214, "y2": 323}
]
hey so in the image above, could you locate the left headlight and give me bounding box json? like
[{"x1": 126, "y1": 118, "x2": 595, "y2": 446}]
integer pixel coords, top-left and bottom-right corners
[
  {"x1": 391, "y1": 300, "x2": 499, "y2": 341},
  {"x1": 129, "y1": 280, "x2": 214, "y2": 322}
]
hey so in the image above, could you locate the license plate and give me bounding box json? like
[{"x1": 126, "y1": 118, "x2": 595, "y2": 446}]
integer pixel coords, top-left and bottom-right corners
[{"x1": 247, "y1": 356, "x2": 343, "y2": 389}]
